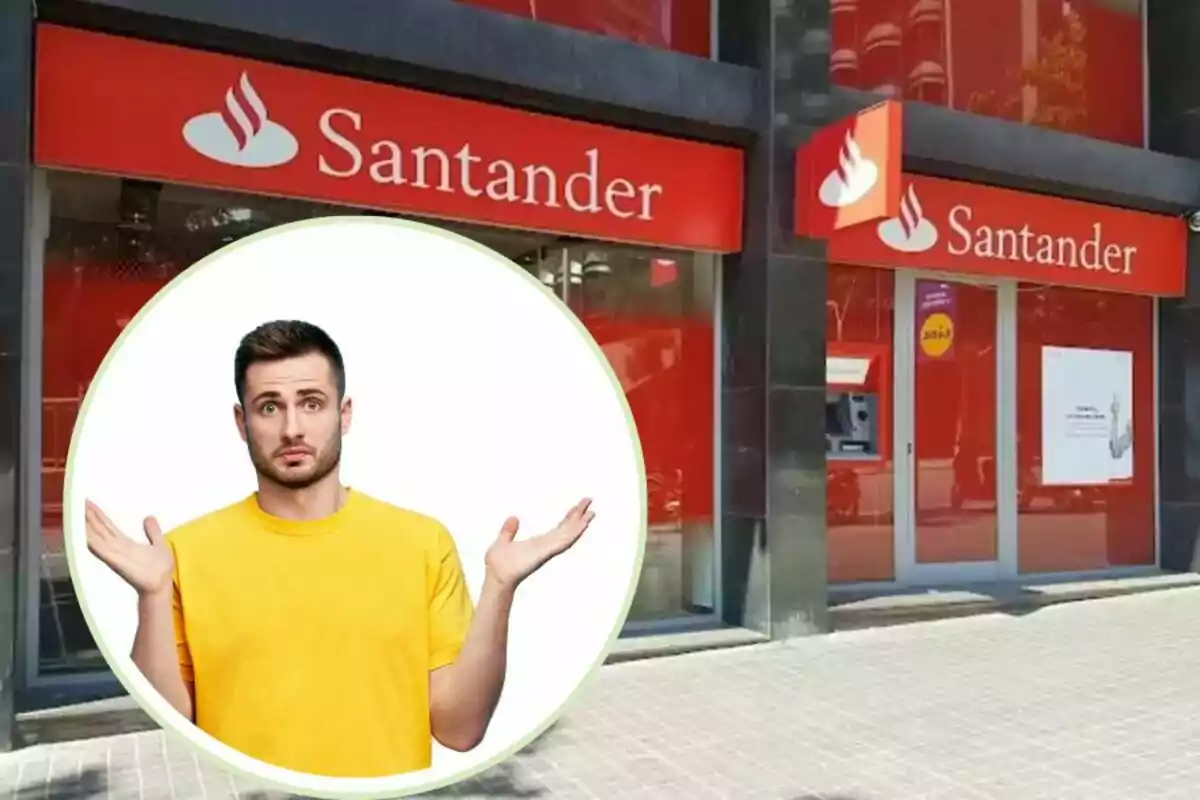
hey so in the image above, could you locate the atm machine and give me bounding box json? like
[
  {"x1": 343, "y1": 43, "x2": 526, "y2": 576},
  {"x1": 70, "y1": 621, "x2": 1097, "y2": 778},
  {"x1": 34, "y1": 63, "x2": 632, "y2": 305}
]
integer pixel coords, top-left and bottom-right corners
[
  {"x1": 826, "y1": 391, "x2": 879, "y2": 457},
  {"x1": 825, "y1": 342, "x2": 891, "y2": 521},
  {"x1": 826, "y1": 342, "x2": 889, "y2": 459}
]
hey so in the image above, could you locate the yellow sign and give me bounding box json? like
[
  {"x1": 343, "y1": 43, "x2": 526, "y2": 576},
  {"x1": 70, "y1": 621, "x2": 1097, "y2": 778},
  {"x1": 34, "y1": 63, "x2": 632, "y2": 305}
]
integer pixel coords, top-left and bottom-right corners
[{"x1": 919, "y1": 312, "x2": 954, "y2": 358}]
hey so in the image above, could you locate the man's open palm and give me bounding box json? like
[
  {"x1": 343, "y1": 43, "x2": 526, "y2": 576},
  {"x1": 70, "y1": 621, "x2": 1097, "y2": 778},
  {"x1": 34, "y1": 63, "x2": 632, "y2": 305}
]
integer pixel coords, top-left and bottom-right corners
[
  {"x1": 84, "y1": 500, "x2": 174, "y2": 597},
  {"x1": 485, "y1": 498, "x2": 595, "y2": 589}
]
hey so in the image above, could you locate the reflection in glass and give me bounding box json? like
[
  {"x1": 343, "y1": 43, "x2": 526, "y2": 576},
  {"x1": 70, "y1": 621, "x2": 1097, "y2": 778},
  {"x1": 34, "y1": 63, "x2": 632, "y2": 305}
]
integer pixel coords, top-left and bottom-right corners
[
  {"x1": 558, "y1": 244, "x2": 718, "y2": 621},
  {"x1": 830, "y1": 0, "x2": 1144, "y2": 146},
  {"x1": 913, "y1": 280, "x2": 997, "y2": 564},
  {"x1": 38, "y1": 172, "x2": 720, "y2": 674},
  {"x1": 826, "y1": 264, "x2": 896, "y2": 583},
  {"x1": 456, "y1": 0, "x2": 711, "y2": 57}
]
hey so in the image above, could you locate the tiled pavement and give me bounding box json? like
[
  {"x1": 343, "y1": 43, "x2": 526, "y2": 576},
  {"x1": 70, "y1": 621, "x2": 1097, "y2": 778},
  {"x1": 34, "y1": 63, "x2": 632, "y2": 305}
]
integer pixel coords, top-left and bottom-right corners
[{"x1": 6, "y1": 586, "x2": 1200, "y2": 799}]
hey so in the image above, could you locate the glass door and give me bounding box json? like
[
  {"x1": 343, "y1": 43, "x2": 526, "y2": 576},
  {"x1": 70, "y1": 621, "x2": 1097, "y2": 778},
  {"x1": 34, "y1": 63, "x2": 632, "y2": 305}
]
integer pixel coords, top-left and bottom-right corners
[{"x1": 894, "y1": 272, "x2": 1018, "y2": 585}]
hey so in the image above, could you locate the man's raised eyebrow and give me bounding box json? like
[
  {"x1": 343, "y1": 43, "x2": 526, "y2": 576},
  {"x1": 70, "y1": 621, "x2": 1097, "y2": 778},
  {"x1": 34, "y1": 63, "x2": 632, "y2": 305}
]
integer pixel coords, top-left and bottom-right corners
[
  {"x1": 249, "y1": 390, "x2": 282, "y2": 405},
  {"x1": 297, "y1": 388, "x2": 329, "y2": 398}
]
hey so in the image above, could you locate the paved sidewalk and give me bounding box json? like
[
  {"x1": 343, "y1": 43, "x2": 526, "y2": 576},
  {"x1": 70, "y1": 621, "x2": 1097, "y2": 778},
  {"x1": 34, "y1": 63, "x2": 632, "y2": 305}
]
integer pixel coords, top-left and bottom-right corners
[{"x1": 7, "y1": 587, "x2": 1200, "y2": 799}]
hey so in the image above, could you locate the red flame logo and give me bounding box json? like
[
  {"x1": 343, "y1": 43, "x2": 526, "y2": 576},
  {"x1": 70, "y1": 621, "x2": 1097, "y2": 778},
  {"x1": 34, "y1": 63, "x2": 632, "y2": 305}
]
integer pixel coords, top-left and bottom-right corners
[
  {"x1": 217, "y1": 72, "x2": 269, "y2": 152},
  {"x1": 835, "y1": 132, "x2": 866, "y2": 186},
  {"x1": 898, "y1": 184, "x2": 924, "y2": 240}
]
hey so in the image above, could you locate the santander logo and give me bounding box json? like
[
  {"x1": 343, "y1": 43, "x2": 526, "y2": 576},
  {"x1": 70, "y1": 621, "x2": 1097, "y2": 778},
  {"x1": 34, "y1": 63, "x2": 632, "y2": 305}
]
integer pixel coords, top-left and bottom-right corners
[
  {"x1": 865, "y1": 180, "x2": 1144, "y2": 278},
  {"x1": 818, "y1": 132, "x2": 879, "y2": 208},
  {"x1": 175, "y1": 72, "x2": 667, "y2": 223},
  {"x1": 877, "y1": 184, "x2": 938, "y2": 253},
  {"x1": 182, "y1": 73, "x2": 299, "y2": 168}
]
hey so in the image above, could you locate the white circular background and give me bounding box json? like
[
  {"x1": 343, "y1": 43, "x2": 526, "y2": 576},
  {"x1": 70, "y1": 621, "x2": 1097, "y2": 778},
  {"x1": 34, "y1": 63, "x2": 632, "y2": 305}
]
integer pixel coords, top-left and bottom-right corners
[{"x1": 64, "y1": 217, "x2": 646, "y2": 798}]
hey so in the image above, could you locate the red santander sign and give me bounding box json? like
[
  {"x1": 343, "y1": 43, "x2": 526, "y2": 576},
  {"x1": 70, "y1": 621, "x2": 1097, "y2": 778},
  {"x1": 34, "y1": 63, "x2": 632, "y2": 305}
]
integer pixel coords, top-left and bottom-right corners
[
  {"x1": 33, "y1": 24, "x2": 743, "y2": 253},
  {"x1": 829, "y1": 174, "x2": 1186, "y2": 296}
]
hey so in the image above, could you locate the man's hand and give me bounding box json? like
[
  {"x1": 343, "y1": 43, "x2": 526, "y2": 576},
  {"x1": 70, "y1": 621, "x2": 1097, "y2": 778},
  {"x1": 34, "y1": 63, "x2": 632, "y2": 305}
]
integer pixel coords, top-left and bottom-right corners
[
  {"x1": 483, "y1": 498, "x2": 595, "y2": 590},
  {"x1": 86, "y1": 500, "x2": 193, "y2": 721},
  {"x1": 431, "y1": 499, "x2": 594, "y2": 751},
  {"x1": 85, "y1": 500, "x2": 174, "y2": 597}
]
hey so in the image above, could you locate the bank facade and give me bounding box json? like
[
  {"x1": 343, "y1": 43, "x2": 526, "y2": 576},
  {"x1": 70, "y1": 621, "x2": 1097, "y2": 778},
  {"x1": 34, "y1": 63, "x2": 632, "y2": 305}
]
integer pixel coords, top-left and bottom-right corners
[{"x1": 3, "y1": 0, "x2": 1200, "y2": 743}]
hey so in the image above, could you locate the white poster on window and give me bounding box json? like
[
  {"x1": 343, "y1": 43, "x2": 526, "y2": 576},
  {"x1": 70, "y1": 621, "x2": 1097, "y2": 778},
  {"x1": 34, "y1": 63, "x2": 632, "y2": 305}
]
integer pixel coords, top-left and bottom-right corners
[{"x1": 1041, "y1": 346, "x2": 1134, "y2": 486}]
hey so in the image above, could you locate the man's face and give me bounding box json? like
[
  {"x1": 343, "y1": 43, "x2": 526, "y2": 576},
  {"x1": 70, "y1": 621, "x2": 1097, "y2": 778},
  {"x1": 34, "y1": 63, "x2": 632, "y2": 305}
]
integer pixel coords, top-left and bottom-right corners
[{"x1": 234, "y1": 352, "x2": 352, "y2": 490}]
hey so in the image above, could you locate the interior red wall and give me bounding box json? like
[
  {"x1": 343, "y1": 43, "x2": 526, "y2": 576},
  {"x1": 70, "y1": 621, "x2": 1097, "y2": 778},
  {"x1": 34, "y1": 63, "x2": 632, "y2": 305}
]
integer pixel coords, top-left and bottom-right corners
[
  {"x1": 43, "y1": 269, "x2": 165, "y2": 399},
  {"x1": 583, "y1": 313, "x2": 715, "y2": 528},
  {"x1": 41, "y1": 268, "x2": 168, "y2": 529}
]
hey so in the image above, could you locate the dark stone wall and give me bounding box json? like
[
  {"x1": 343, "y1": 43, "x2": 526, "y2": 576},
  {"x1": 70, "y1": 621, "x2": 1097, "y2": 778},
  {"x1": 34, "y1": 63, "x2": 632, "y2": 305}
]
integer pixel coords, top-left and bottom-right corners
[
  {"x1": 1156, "y1": 239, "x2": 1200, "y2": 572},
  {"x1": 717, "y1": 0, "x2": 831, "y2": 637},
  {"x1": 0, "y1": 0, "x2": 33, "y2": 752},
  {"x1": 1149, "y1": 0, "x2": 1200, "y2": 571}
]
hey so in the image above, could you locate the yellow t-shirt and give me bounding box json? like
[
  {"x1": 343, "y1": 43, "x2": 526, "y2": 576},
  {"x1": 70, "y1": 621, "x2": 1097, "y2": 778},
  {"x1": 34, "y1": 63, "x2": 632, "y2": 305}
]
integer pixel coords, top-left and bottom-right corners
[{"x1": 166, "y1": 490, "x2": 474, "y2": 778}]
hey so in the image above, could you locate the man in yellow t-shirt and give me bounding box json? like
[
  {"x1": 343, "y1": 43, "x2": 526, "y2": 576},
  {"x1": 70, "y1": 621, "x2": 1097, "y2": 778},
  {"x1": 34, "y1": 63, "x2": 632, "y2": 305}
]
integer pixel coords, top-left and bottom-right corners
[{"x1": 83, "y1": 319, "x2": 595, "y2": 778}]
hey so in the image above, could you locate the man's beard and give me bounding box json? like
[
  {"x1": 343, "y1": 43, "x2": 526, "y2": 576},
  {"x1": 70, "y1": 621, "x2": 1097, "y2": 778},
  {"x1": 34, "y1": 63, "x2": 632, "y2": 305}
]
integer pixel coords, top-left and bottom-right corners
[{"x1": 248, "y1": 433, "x2": 342, "y2": 491}]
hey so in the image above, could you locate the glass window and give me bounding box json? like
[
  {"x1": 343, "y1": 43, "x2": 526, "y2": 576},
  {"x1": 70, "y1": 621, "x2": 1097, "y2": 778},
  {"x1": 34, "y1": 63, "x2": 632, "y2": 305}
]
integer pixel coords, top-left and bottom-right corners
[
  {"x1": 455, "y1": 0, "x2": 712, "y2": 57},
  {"x1": 1015, "y1": 284, "x2": 1155, "y2": 573},
  {"x1": 830, "y1": 0, "x2": 1144, "y2": 146},
  {"x1": 826, "y1": 263, "x2": 895, "y2": 583},
  {"x1": 561, "y1": 245, "x2": 718, "y2": 621},
  {"x1": 37, "y1": 171, "x2": 720, "y2": 675}
]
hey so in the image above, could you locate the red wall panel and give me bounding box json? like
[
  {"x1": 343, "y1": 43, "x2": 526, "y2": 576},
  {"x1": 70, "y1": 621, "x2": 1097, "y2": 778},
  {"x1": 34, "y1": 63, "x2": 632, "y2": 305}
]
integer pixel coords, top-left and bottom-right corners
[{"x1": 457, "y1": 0, "x2": 711, "y2": 57}]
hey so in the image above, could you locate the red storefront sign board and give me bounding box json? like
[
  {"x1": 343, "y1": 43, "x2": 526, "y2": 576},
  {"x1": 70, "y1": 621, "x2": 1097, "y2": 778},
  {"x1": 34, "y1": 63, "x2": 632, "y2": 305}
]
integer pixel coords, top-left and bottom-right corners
[
  {"x1": 827, "y1": 173, "x2": 1186, "y2": 297},
  {"x1": 34, "y1": 24, "x2": 744, "y2": 254}
]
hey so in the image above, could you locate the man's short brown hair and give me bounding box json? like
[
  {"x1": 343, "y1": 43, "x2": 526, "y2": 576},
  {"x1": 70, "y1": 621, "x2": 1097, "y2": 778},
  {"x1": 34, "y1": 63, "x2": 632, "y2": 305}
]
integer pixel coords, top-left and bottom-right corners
[{"x1": 234, "y1": 320, "x2": 346, "y2": 402}]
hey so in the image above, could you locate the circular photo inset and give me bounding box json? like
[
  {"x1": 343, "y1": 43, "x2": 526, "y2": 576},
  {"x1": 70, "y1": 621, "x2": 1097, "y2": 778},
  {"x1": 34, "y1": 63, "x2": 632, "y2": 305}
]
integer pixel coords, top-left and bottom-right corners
[{"x1": 64, "y1": 217, "x2": 647, "y2": 799}]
